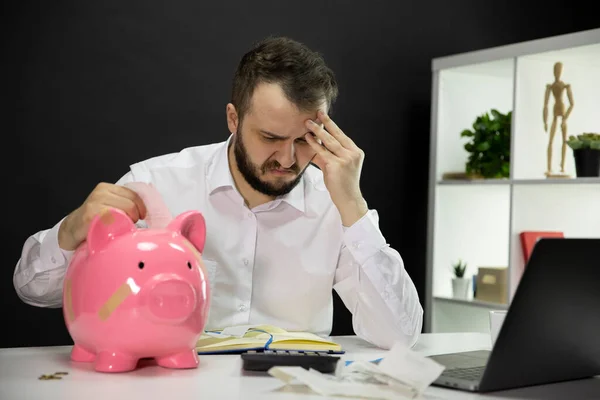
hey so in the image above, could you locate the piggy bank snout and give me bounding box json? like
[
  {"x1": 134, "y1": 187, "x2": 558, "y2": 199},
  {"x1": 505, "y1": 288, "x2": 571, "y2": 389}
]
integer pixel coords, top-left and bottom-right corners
[{"x1": 145, "y1": 279, "x2": 197, "y2": 323}]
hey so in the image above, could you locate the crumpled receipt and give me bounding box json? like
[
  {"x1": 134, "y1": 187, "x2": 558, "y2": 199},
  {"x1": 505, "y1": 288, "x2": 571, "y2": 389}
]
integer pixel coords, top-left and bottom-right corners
[
  {"x1": 268, "y1": 341, "x2": 445, "y2": 399},
  {"x1": 124, "y1": 182, "x2": 172, "y2": 229}
]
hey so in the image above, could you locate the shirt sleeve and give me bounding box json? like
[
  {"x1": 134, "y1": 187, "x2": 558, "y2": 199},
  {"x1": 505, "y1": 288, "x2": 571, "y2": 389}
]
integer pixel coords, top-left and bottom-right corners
[
  {"x1": 13, "y1": 172, "x2": 136, "y2": 308},
  {"x1": 332, "y1": 209, "x2": 423, "y2": 349}
]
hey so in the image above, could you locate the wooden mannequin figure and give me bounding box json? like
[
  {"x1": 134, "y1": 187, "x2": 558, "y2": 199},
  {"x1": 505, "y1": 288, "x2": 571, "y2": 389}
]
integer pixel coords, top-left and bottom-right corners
[{"x1": 543, "y1": 61, "x2": 574, "y2": 177}]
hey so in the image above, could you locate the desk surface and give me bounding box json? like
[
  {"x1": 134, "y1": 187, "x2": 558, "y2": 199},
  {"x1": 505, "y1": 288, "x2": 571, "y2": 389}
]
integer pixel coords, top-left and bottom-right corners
[{"x1": 1, "y1": 333, "x2": 599, "y2": 400}]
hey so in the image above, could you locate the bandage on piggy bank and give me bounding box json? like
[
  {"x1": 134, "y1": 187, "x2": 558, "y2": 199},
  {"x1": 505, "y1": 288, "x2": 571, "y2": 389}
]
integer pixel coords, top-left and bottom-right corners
[{"x1": 62, "y1": 207, "x2": 210, "y2": 373}]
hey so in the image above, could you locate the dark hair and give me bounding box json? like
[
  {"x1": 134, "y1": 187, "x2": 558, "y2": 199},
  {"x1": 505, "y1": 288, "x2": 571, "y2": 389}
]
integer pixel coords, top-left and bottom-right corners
[{"x1": 231, "y1": 36, "x2": 339, "y2": 122}]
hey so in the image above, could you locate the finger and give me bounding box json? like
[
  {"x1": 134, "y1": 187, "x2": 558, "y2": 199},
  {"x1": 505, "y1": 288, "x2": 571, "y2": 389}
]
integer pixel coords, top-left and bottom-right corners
[
  {"x1": 103, "y1": 194, "x2": 144, "y2": 222},
  {"x1": 305, "y1": 119, "x2": 347, "y2": 157},
  {"x1": 317, "y1": 110, "x2": 359, "y2": 151},
  {"x1": 310, "y1": 154, "x2": 327, "y2": 171},
  {"x1": 108, "y1": 184, "x2": 147, "y2": 219},
  {"x1": 305, "y1": 132, "x2": 335, "y2": 163},
  {"x1": 305, "y1": 152, "x2": 325, "y2": 171}
]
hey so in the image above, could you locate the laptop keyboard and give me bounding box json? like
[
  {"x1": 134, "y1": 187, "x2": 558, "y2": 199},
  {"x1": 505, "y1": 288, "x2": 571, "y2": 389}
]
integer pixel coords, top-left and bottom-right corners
[{"x1": 442, "y1": 366, "x2": 486, "y2": 381}]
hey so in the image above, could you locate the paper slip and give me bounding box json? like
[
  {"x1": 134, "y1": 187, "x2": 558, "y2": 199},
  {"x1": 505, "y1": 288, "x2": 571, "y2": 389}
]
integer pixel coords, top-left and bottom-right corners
[
  {"x1": 376, "y1": 341, "x2": 445, "y2": 395},
  {"x1": 269, "y1": 341, "x2": 445, "y2": 399},
  {"x1": 124, "y1": 182, "x2": 172, "y2": 229},
  {"x1": 214, "y1": 325, "x2": 259, "y2": 338},
  {"x1": 202, "y1": 325, "x2": 270, "y2": 338},
  {"x1": 269, "y1": 366, "x2": 415, "y2": 400},
  {"x1": 205, "y1": 324, "x2": 291, "y2": 338}
]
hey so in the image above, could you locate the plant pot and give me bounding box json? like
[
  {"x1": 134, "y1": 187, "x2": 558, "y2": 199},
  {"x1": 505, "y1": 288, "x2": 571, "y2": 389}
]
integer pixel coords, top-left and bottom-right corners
[
  {"x1": 452, "y1": 278, "x2": 470, "y2": 299},
  {"x1": 573, "y1": 148, "x2": 600, "y2": 177}
]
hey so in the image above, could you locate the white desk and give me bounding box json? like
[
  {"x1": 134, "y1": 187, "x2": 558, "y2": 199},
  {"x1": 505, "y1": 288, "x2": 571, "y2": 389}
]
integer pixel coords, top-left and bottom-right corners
[{"x1": 1, "y1": 333, "x2": 599, "y2": 400}]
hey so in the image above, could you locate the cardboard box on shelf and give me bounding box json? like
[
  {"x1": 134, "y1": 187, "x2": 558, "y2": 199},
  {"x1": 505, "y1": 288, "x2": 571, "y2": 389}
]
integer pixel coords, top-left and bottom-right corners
[{"x1": 475, "y1": 267, "x2": 508, "y2": 304}]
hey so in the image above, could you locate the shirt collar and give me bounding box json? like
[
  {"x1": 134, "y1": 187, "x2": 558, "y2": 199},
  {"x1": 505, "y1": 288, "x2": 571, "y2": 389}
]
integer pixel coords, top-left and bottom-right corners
[
  {"x1": 207, "y1": 134, "x2": 306, "y2": 214},
  {"x1": 207, "y1": 135, "x2": 236, "y2": 193}
]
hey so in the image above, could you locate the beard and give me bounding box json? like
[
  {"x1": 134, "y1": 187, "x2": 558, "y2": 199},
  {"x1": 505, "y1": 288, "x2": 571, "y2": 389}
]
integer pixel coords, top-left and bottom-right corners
[{"x1": 233, "y1": 131, "x2": 308, "y2": 197}]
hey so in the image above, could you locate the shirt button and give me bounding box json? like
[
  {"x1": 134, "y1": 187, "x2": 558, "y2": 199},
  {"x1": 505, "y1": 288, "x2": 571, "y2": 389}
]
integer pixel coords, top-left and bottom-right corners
[
  {"x1": 353, "y1": 241, "x2": 361, "y2": 249},
  {"x1": 247, "y1": 212, "x2": 253, "y2": 218},
  {"x1": 239, "y1": 304, "x2": 247, "y2": 312},
  {"x1": 51, "y1": 256, "x2": 57, "y2": 264},
  {"x1": 243, "y1": 258, "x2": 249, "y2": 266}
]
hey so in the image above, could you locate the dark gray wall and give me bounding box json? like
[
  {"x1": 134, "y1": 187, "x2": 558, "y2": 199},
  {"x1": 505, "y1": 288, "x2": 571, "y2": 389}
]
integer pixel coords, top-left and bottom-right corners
[{"x1": 3, "y1": 0, "x2": 596, "y2": 347}]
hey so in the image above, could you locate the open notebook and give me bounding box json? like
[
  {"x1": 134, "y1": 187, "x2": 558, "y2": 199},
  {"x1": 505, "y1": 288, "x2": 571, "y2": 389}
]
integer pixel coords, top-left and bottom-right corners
[{"x1": 195, "y1": 324, "x2": 344, "y2": 354}]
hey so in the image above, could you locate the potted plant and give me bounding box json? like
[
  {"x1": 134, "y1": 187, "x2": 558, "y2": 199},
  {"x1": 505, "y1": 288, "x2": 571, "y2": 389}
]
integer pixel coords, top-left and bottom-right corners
[
  {"x1": 460, "y1": 109, "x2": 512, "y2": 179},
  {"x1": 451, "y1": 259, "x2": 470, "y2": 299},
  {"x1": 566, "y1": 133, "x2": 600, "y2": 177}
]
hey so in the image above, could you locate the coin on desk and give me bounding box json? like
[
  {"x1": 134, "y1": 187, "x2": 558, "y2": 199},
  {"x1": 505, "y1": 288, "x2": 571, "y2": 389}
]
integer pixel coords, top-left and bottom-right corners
[{"x1": 38, "y1": 372, "x2": 69, "y2": 380}]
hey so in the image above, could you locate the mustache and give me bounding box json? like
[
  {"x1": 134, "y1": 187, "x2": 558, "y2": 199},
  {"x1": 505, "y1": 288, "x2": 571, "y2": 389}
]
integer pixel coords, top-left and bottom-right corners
[
  {"x1": 261, "y1": 160, "x2": 300, "y2": 174},
  {"x1": 260, "y1": 153, "x2": 317, "y2": 175}
]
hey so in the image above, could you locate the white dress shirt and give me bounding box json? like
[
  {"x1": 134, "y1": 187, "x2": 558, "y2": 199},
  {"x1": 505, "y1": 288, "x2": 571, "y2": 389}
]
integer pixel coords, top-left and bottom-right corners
[{"x1": 13, "y1": 136, "x2": 423, "y2": 349}]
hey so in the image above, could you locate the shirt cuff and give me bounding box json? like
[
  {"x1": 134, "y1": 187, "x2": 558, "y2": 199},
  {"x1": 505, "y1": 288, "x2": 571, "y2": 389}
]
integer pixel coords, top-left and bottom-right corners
[
  {"x1": 342, "y1": 209, "x2": 388, "y2": 265},
  {"x1": 37, "y1": 218, "x2": 75, "y2": 274}
]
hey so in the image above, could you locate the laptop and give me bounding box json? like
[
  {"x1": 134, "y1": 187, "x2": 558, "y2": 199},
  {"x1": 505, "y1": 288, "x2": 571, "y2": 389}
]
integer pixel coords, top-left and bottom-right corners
[{"x1": 428, "y1": 238, "x2": 600, "y2": 392}]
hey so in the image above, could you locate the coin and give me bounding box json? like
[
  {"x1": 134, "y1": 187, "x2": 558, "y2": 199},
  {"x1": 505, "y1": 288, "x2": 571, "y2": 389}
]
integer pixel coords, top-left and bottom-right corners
[{"x1": 38, "y1": 372, "x2": 67, "y2": 380}]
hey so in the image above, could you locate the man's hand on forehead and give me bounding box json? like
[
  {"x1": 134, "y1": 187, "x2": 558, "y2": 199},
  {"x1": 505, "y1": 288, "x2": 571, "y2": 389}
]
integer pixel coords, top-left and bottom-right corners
[{"x1": 304, "y1": 110, "x2": 368, "y2": 226}]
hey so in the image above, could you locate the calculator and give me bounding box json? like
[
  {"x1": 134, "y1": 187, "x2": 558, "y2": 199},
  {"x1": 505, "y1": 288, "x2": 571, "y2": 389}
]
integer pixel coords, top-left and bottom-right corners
[{"x1": 241, "y1": 350, "x2": 340, "y2": 373}]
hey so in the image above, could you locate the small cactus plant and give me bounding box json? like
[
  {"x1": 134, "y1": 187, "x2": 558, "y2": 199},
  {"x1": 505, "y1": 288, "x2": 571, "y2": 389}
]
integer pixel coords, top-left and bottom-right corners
[{"x1": 567, "y1": 133, "x2": 600, "y2": 150}]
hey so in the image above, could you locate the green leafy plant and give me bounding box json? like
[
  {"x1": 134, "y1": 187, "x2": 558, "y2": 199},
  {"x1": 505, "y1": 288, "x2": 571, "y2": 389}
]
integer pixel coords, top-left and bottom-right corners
[
  {"x1": 451, "y1": 259, "x2": 467, "y2": 278},
  {"x1": 460, "y1": 109, "x2": 511, "y2": 179},
  {"x1": 567, "y1": 133, "x2": 600, "y2": 150}
]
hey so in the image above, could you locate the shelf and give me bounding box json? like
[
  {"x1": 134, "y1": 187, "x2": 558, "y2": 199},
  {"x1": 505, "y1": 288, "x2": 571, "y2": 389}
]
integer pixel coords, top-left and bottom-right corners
[
  {"x1": 434, "y1": 296, "x2": 508, "y2": 310},
  {"x1": 441, "y1": 58, "x2": 515, "y2": 79},
  {"x1": 432, "y1": 185, "x2": 510, "y2": 300},
  {"x1": 521, "y1": 42, "x2": 600, "y2": 68},
  {"x1": 434, "y1": 58, "x2": 514, "y2": 181},
  {"x1": 512, "y1": 43, "x2": 600, "y2": 180},
  {"x1": 437, "y1": 179, "x2": 510, "y2": 185},
  {"x1": 431, "y1": 29, "x2": 600, "y2": 71},
  {"x1": 512, "y1": 178, "x2": 600, "y2": 185},
  {"x1": 437, "y1": 177, "x2": 600, "y2": 185},
  {"x1": 508, "y1": 183, "x2": 600, "y2": 298},
  {"x1": 426, "y1": 29, "x2": 600, "y2": 333}
]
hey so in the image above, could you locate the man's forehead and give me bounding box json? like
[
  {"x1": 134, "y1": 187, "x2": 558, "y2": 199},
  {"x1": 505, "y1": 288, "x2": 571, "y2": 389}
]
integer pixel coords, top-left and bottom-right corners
[
  {"x1": 245, "y1": 108, "x2": 324, "y2": 138},
  {"x1": 249, "y1": 99, "x2": 326, "y2": 121},
  {"x1": 248, "y1": 83, "x2": 327, "y2": 117}
]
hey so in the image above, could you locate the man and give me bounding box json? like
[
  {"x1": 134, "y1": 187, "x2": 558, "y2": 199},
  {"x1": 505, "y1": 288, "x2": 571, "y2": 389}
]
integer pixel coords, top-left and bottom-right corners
[{"x1": 13, "y1": 36, "x2": 423, "y2": 349}]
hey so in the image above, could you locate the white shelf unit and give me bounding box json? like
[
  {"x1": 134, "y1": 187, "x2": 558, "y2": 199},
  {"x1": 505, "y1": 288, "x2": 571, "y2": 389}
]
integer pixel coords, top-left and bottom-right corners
[{"x1": 425, "y1": 29, "x2": 600, "y2": 334}]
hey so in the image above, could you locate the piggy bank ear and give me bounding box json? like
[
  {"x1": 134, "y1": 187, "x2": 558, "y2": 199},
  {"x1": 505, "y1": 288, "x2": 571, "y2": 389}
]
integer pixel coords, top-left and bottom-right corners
[
  {"x1": 87, "y1": 207, "x2": 137, "y2": 253},
  {"x1": 167, "y1": 210, "x2": 206, "y2": 253}
]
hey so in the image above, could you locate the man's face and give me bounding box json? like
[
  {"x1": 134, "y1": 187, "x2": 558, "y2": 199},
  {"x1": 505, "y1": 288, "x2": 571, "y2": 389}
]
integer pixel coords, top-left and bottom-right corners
[{"x1": 228, "y1": 82, "x2": 325, "y2": 197}]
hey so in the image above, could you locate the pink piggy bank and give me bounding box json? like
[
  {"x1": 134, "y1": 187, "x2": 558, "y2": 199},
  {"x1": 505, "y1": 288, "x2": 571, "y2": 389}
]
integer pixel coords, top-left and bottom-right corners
[{"x1": 62, "y1": 207, "x2": 211, "y2": 373}]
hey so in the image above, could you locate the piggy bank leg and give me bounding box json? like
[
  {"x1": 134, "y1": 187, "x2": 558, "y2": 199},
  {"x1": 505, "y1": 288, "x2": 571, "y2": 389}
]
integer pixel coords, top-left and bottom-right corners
[
  {"x1": 71, "y1": 344, "x2": 96, "y2": 363},
  {"x1": 95, "y1": 351, "x2": 138, "y2": 373},
  {"x1": 155, "y1": 349, "x2": 199, "y2": 369}
]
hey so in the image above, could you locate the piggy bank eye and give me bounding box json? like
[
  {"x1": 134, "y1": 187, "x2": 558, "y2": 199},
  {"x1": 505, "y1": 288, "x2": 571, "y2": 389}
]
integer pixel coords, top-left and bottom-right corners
[
  {"x1": 138, "y1": 262, "x2": 145, "y2": 269},
  {"x1": 187, "y1": 261, "x2": 192, "y2": 269}
]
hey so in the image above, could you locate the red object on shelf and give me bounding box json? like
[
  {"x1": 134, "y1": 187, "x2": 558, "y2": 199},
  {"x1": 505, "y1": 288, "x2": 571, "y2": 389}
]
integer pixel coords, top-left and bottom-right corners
[{"x1": 520, "y1": 231, "x2": 564, "y2": 263}]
